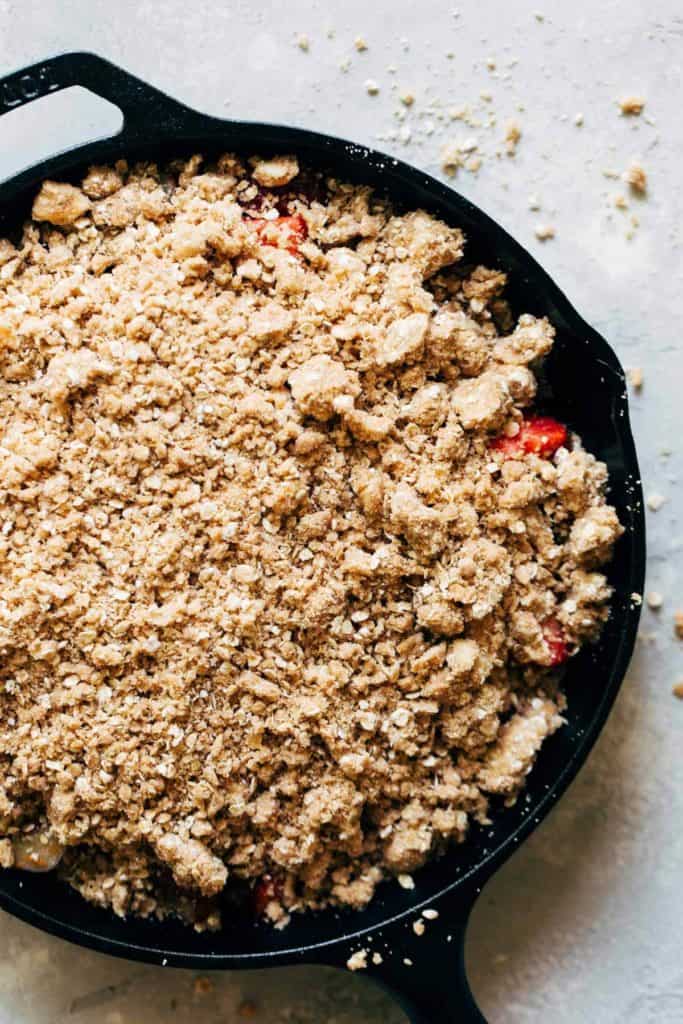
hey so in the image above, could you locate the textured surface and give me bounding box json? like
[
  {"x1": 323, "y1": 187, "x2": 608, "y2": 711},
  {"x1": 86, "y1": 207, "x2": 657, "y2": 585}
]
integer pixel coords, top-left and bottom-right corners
[{"x1": 0, "y1": 0, "x2": 681, "y2": 1021}]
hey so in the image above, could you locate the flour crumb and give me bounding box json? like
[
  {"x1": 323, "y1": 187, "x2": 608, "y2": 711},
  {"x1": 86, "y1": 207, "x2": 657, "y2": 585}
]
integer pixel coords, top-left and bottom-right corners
[
  {"x1": 534, "y1": 224, "x2": 555, "y2": 241},
  {"x1": 646, "y1": 493, "x2": 666, "y2": 511},
  {"x1": 347, "y1": 949, "x2": 368, "y2": 972}
]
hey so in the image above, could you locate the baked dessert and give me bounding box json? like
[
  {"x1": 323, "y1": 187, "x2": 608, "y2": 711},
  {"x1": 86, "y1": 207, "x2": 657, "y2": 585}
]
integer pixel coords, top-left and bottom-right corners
[{"x1": 0, "y1": 153, "x2": 622, "y2": 929}]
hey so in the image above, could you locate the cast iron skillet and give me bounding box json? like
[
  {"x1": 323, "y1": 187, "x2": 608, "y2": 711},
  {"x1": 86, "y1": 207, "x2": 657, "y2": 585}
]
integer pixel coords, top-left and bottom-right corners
[{"x1": 0, "y1": 52, "x2": 645, "y2": 1023}]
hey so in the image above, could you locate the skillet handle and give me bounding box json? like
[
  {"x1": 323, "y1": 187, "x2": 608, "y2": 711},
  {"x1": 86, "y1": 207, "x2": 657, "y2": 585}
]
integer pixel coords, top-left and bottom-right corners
[
  {"x1": 0, "y1": 51, "x2": 198, "y2": 140},
  {"x1": 348, "y1": 886, "x2": 487, "y2": 1023}
]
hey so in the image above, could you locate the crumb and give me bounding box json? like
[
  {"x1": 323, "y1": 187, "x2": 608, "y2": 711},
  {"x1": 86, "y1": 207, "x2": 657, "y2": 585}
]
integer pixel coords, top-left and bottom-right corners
[
  {"x1": 371, "y1": 952, "x2": 383, "y2": 965},
  {"x1": 534, "y1": 224, "x2": 555, "y2": 241},
  {"x1": 347, "y1": 949, "x2": 368, "y2": 972},
  {"x1": 354, "y1": 36, "x2": 368, "y2": 52},
  {"x1": 400, "y1": 91, "x2": 415, "y2": 107},
  {"x1": 674, "y1": 611, "x2": 683, "y2": 639},
  {"x1": 413, "y1": 919, "x2": 425, "y2": 936},
  {"x1": 364, "y1": 79, "x2": 380, "y2": 95},
  {"x1": 238, "y1": 1000, "x2": 258, "y2": 1018},
  {"x1": 619, "y1": 96, "x2": 645, "y2": 116},
  {"x1": 623, "y1": 161, "x2": 647, "y2": 194},
  {"x1": 486, "y1": 57, "x2": 496, "y2": 70},
  {"x1": 574, "y1": 112, "x2": 584, "y2": 126},
  {"x1": 631, "y1": 592, "x2": 642, "y2": 606},
  {"x1": 339, "y1": 57, "x2": 351, "y2": 73},
  {"x1": 528, "y1": 194, "x2": 541, "y2": 211},
  {"x1": 673, "y1": 681, "x2": 683, "y2": 700},
  {"x1": 296, "y1": 34, "x2": 310, "y2": 51},
  {"x1": 613, "y1": 193, "x2": 629, "y2": 210},
  {"x1": 626, "y1": 367, "x2": 642, "y2": 390},
  {"x1": 647, "y1": 592, "x2": 663, "y2": 610},
  {"x1": 504, "y1": 120, "x2": 521, "y2": 156},
  {"x1": 423, "y1": 908, "x2": 439, "y2": 920},
  {"x1": 466, "y1": 156, "x2": 482, "y2": 173},
  {"x1": 646, "y1": 493, "x2": 666, "y2": 511},
  {"x1": 403, "y1": 958, "x2": 414, "y2": 967},
  {"x1": 602, "y1": 168, "x2": 621, "y2": 180},
  {"x1": 534, "y1": 11, "x2": 544, "y2": 20},
  {"x1": 398, "y1": 874, "x2": 415, "y2": 890}
]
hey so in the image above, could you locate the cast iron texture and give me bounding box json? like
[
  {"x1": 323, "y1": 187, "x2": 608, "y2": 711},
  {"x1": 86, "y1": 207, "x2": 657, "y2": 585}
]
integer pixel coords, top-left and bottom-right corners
[{"x1": 0, "y1": 52, "x2": 646, "y2": 1024}]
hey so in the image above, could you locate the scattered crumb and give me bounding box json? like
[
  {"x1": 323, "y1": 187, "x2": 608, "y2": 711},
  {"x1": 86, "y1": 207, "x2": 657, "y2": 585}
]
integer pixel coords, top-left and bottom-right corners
[
  {"x1": 647, "y1": 591, "x2": 663, "y2": 611},
  {"x1": 413, "y1": 918, "x2": 425, "y2": 936},
  {"x1": 619, "y1": 96, "x2": 645, "y2": 116},
  {"x1": 339, "y1": 57, "x2": 351, "y2": 73},
  {"x1": 347, "y1": 949, "x2": 368, "y2": 972},
  {"x1": 613, "y1": 193, "x2": 629, "y2": 210},
  {"x1": 398, "y1": 874, "x2": 415, "y2": 890},
  {"x1": 674, "y1": 611, "x2": 683, "y2": 640},
  {"x1": 354, "y1": 36, "x2": 368, "y2": 52},
  {"x1": 623, "y1": 161, "x2": 647, "y2": 194},
  {"x1": 193, "y1": 977, "x2": 213, "y2": 996},
  {"x1": 400, "y1": 91, "x2": 415, "y2": 107},
  {"x1": 672, "y1": 681, "x2": 683, "y2": 700},
  {"x1": 534, "y1": 224, "x2": 555, "y2": 241},
  {"x1": 441, "y1": 142, "x2": 464, "y2": 176},
  {"x1": 631, "y1": 592, "x2": 642, "y2": 606},
  {"x1": 296, "y1": 34, "x2": 310, "y2": 52},
  {"x1": 466, "y1": 156, "x2": 482, "y2": 173},
  {"x1": 237, "y1": 1001, "x2": 258, "y2": 1019},
  {"x1": 534, "y1": 11, "x2": 545, "y2": 21},
  {"x1": 403, "y1": 958, "x2": 414, "y2": 967},
  {"x1": 423, "y1": 908, "x2": 439, "y2": 920},
  {"x1": 646, "y1": 493, "x2": 666, "y2": 511},
  {"x1": 504, "y1": 119, "x2": 521, "y2": 156},
  {"x1": 486, "y1": 57, "x2": 497, "y2": 71},
  {"x1": 371, "y1": 952, "x2": 383, "y2": 965},
  {"x1": 574, "y1": 112, "x2": 584, "y2": 126},
  {"x1": 627, "y1": 367, "x2": 643, "y2": 390},
  {"x1": 364, "y1": 79, "x2": 380, "y2": 95},
  {"x1": 528, "y1": 194, "x2": 541, "y2": 211}
]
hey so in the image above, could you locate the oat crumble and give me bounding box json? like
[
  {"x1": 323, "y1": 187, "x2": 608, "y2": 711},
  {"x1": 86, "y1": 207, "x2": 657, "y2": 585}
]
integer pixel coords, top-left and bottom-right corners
[{"x1": 0, "y1": 153, "x2": 622, "y2": 929}]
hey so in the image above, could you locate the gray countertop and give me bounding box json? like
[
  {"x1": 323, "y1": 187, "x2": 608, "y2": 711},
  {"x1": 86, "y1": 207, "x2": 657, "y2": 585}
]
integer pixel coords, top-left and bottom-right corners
[{"x1": 0, "y1": 1, "x2": 681, "y2": 1021}]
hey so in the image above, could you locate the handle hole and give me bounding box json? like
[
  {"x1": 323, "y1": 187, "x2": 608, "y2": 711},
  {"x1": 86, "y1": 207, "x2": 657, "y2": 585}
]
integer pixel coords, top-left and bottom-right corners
[{"x1": 0, "y1": 86, "x2": 122, "y2": 183}]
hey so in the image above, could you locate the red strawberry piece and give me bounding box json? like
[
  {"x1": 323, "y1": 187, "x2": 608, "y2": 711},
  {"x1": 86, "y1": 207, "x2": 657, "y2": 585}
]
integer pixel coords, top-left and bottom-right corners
[
  {"x1": 252, "y1": 874, "x2": 283, "y2": 917},
  {"x1": 490, "y1": 415, "x2": 568, "y2": 458},
  {"x1": 249, "y1": 213, "x2": 308, "y2": 256},
  {"x1": 542, "y1": 617, "x2": 569, "y2": 666}
]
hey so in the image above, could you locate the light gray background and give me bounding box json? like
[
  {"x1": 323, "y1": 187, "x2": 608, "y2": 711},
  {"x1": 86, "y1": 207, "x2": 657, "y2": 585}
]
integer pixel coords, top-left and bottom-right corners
[{"x1": 0, "y1": 1, "x2": 681, "y2": 1021}]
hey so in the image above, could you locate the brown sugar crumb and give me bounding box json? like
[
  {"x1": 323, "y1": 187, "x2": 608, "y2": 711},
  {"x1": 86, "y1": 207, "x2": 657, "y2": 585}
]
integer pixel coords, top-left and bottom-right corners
[
  {"x1": 627, "y1": 367, "x2": 643, "y2": 390},
  {"x1": 0, "y1": 154, "x2": 621, "y2": 930},
  {"x1": 674, "y1": 611, "x2": 683, "y2": 639},
  {"x1": 624, "y1": 161, "x2": 647, "y2": 194},
  {"x1": 504, "y1": 119, "x2": 521, "y2": 156},
  {"x1": 619, "y1": 96, "x2": 645, "y2": 116}
]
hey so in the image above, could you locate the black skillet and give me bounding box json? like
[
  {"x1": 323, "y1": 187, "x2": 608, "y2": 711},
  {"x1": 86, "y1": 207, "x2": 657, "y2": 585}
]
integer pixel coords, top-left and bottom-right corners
[{"x1": 0, "y1": 52, "x2": 645, "y2": 1023}]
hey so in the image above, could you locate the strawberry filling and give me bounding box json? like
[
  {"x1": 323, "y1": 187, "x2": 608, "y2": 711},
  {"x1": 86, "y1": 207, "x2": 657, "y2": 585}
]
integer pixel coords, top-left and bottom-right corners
[
  {"x1": 542, "y1": 617, "x2": 569, "y2": 666},
  {"x1": 252, "y1": 873, "x2": 283, "y2": 917},
  {"x1": 490, "y1": 415, "x2": 568, "y2": 458},
  {"x1": 248, "y1": 213, "x2": 308, "y2": 256}
]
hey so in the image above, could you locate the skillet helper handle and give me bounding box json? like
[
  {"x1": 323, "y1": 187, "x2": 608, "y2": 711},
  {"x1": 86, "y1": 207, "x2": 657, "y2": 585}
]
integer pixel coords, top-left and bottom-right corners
[
  {"x1": 0, "y1": 51, "x2": 196, "y2": 139},
  {"x1": 359, "y1": 888, "x2": 487, "y2": 1023}
]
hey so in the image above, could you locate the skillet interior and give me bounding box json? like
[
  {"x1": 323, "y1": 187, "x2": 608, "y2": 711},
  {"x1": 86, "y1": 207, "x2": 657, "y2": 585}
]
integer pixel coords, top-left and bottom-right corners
[{"x1": 0, "y1": 54, "x2": 645, "y2": 1006}]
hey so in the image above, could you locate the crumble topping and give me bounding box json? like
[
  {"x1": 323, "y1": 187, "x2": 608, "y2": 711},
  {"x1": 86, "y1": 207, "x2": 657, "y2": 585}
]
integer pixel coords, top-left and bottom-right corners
[{"x1": 0, "y1": 153, "x2": 621, "y2": 928}]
